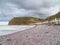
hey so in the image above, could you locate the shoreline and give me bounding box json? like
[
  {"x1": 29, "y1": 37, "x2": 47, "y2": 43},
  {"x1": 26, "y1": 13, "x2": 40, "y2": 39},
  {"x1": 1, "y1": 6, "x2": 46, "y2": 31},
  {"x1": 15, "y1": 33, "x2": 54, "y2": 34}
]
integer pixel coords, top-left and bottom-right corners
[
  {"x1": 0, "y1": 24, "x2": 60, "y2": 36},
  {"x1": 0, "y1": 24, "x2": 60, "y2": 45},
  {"x1": 0, "y1": 25, "x2": 36, "y2": 36}
]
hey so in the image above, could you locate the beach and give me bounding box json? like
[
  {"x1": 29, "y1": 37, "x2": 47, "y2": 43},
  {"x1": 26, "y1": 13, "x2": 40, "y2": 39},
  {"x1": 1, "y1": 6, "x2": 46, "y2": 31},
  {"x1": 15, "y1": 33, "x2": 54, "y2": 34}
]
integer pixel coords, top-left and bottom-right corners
[{"x1": 0, "y1": 24, "x2": 60, "y2": 45}]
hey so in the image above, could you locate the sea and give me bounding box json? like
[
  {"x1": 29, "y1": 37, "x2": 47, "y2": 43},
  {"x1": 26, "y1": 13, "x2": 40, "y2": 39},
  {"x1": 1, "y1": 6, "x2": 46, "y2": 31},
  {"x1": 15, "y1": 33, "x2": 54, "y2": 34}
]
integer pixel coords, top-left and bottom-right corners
[{"x1": 0, "y1": 22, "x2": 35, "y2": 35}]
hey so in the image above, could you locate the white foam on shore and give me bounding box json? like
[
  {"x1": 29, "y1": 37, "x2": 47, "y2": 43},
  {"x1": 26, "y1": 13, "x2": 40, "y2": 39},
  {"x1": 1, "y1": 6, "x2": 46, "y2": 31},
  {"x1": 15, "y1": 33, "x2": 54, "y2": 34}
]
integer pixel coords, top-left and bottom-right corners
[
  {"x1": 0, "y1": 22, "x2": 8, "y2": 25},
  {"x1": 0, "y1": 25, "x2": 35, "y2": 35}
]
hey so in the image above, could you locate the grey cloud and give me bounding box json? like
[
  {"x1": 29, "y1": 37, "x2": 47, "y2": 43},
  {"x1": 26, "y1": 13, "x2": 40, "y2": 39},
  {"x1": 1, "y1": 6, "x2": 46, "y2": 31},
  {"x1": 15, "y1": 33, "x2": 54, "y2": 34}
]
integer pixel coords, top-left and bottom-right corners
[
  {"x1": 0, "y1": 0, "x2": 60, "y2": 21},
  {"x1": 10, "y1": 0, "x2": 52, "y2": 9}
]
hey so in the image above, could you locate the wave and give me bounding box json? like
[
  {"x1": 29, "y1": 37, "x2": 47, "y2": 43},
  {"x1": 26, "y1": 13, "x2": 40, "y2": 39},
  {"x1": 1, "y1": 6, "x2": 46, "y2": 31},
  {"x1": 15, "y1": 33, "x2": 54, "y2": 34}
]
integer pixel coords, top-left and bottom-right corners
[{"x1": 0, "y1": 25, "x2": 35, "y2": 35}]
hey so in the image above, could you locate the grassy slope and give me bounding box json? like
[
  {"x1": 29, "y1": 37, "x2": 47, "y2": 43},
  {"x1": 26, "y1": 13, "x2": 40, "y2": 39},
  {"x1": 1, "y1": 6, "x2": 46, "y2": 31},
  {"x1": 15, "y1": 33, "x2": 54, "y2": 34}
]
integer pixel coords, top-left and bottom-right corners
[{"x1": 45, "y1": 12, "x2": 60, "y2": 21}]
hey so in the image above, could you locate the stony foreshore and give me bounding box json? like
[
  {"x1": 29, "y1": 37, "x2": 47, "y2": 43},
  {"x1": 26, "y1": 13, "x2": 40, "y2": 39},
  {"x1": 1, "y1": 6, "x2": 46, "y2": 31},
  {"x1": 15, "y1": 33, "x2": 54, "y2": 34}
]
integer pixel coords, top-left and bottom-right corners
[{"x1": 0, "y1": 25, "x2": 60, "y2": 45}]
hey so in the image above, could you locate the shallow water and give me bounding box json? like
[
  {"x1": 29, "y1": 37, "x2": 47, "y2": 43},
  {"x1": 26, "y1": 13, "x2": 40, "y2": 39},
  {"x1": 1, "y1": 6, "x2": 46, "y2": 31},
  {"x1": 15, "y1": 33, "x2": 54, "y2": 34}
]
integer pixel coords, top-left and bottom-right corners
[{"x1": 0, "y1": 25, "x2": 35, "y2": 35}]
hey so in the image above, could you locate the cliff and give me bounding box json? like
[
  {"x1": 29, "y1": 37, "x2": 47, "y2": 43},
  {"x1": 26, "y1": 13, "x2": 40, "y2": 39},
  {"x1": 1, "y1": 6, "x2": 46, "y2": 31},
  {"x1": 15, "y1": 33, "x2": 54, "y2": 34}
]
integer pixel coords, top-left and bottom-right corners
[{"x1": 8, "y1": 17, "x2": 41, "y2": 25}]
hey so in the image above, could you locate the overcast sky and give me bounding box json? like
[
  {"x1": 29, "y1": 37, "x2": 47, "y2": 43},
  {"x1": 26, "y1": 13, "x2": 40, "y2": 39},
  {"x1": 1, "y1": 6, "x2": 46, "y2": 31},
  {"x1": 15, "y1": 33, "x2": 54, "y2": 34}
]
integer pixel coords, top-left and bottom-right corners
[{"x1": 0, "y1": 0, "x2": 60, "y2": 21}]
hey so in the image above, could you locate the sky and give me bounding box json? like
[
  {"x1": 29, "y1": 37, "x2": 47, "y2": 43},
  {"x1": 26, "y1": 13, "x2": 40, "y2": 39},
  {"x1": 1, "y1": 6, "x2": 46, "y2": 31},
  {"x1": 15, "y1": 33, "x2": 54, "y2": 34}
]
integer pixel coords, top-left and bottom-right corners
[{"x1": 0, "y1": 0, "x2": 60, "y2": 21}]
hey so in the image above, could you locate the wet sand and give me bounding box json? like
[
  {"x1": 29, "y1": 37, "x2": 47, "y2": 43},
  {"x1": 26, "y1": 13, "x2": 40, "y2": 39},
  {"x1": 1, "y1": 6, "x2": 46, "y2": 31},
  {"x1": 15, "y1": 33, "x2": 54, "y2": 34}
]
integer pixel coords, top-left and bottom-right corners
[{"x1": 0, "y1": 25, "x2": 60, "y2": 45}]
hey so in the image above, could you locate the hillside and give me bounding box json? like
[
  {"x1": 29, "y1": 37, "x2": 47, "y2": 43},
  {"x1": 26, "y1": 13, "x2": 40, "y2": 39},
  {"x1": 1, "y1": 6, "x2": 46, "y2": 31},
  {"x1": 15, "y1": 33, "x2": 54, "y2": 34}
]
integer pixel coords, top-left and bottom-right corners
[
  {"x1": 8, "y1": 17, "x2": 42, "y2": 25},
  {"x1": 45, "y1": 12, "x2": 60, "y2": 21}
]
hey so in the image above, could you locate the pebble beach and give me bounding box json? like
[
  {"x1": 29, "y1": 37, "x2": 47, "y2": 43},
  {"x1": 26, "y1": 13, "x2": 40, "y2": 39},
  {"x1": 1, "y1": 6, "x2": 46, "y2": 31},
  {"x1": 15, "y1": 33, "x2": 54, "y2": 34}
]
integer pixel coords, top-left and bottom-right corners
[{"x1": 0, "y1": 24, "x2": 60, "y2": 45}]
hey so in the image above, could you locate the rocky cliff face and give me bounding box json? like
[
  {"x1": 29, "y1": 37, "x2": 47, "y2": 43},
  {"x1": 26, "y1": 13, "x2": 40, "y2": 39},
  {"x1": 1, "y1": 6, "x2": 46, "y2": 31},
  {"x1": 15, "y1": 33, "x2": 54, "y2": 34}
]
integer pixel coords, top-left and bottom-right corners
[{"x1": 8, "y1": 17, "x2": 41, "y2": 25}]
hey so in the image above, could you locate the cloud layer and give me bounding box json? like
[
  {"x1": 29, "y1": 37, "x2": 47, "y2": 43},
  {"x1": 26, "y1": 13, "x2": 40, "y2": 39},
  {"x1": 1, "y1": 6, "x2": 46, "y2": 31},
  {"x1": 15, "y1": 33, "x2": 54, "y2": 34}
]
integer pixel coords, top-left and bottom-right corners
[{"x1": 0, "y1": 0, "x2": 60, "y2": 21}]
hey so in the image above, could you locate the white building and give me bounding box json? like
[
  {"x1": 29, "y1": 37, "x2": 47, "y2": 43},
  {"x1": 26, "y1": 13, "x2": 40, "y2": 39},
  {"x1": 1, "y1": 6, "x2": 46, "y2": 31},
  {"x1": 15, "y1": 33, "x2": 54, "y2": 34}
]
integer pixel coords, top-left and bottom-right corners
[{"x1": 51, "y1": 18, "x2": 60, "y2": 24}]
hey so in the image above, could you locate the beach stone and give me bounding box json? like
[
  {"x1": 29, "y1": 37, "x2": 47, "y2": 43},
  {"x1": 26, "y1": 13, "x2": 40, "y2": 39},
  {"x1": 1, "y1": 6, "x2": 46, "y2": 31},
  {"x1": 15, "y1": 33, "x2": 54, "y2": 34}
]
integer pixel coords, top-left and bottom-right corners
[{"x1": 0, "y1": 25, "x2": 60, "y2": 45}]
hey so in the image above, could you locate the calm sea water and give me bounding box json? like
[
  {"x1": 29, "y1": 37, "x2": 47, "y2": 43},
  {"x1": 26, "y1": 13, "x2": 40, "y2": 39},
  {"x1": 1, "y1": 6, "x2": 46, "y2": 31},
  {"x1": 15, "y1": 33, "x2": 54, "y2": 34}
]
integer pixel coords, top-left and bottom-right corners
[{"x1": 0, "y1": 25, "x2": 35, "y2": 35}]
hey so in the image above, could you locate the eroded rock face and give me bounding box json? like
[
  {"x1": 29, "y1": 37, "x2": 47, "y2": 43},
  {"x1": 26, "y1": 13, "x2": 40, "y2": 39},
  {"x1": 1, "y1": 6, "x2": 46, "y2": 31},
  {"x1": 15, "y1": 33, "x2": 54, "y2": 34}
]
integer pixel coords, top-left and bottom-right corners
[
  {"x1": 8, "y1": 17, "x2": 25, "y2": 25},
  {"x1": 8, "y1": 17, "x2": 32, "y2": 25}
]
